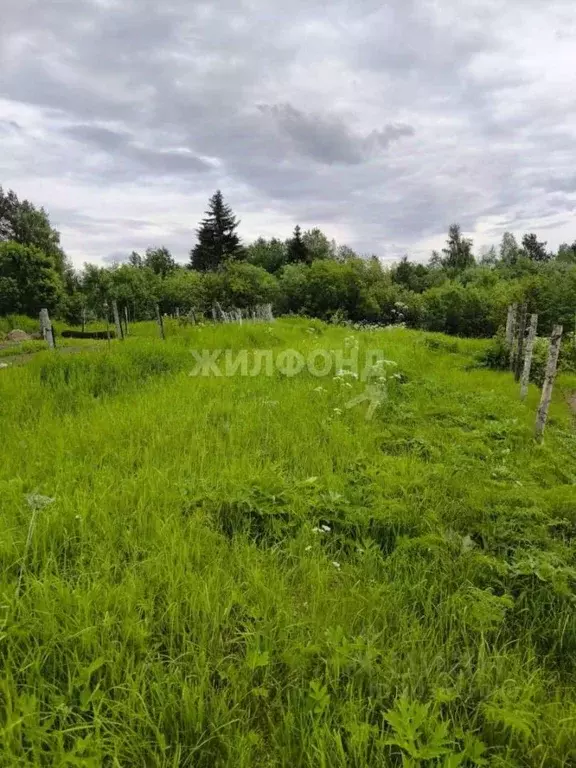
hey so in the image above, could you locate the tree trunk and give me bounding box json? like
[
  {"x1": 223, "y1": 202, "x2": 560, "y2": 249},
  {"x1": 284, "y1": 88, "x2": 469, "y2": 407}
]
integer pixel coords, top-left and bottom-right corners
[
  {"x1": 535, "y1": 325, "x2": 563, "y2": 441},
  {"x1": 520, "y1": 314, "x2": 538, "y2": 400}
]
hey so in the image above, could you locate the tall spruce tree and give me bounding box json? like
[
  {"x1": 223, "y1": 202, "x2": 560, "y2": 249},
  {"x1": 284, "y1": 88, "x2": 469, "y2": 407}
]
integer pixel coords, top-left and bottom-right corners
[
  {"x1": 189, "y1": 190, "x2": 242, "y2": 271},
  {"x1": 287, "y1": 225, "x2": 309, "y2": 265}
]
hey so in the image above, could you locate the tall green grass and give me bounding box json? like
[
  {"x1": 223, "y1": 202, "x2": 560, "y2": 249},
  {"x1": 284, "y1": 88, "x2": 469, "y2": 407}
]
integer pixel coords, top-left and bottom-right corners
[{"x1": 0, "y1": 320, "x2": 575, "y2": 766}]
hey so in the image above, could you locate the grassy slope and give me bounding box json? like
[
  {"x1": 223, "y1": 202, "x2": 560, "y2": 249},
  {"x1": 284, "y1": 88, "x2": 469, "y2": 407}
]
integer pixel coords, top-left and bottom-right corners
[{"x1": 0, "y1": 319, "x2": 575, "y2": 767}]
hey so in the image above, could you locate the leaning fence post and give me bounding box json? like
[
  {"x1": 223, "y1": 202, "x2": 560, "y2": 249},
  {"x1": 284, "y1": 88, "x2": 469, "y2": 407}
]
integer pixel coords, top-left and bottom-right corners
[
  {"x1": 112, "y1": 300, "x2": 124, "y2": 340},
  {"x1": 520, "y1": 314, "x2": 538, "y2": 401},
  {"x1": 39, "y1": 308, "x2": 56, "y2": 349},
  {"x1": 514, "y1": 304, "x2": 528, "y2": 382},
  {"x1": 535, "y1": 325, "x2": 563, "y2": 441},
  {"x1": 155, "y1": 303, "x2": 165, "y2": 340}
]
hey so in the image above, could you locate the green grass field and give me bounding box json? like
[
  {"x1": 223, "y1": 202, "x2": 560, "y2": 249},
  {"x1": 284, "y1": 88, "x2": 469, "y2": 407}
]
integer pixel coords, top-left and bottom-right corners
[{"x1": 1, "y1": 319, "x2": 575, "y2": 766}]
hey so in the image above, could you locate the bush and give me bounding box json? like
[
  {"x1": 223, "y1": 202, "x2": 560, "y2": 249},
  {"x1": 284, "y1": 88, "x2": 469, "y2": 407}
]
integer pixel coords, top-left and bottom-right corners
[
  {"x1": 0, "y1": 314, "x2": 41, "y2": 335},
  {"x1": 479, "y1": 333, "x2": 576, "y2": 385}
]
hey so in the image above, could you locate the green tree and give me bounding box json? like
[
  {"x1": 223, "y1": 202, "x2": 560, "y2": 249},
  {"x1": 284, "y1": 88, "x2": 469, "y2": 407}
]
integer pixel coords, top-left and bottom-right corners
[
  {"x1": 499, "y1": 232, "x2": 520, "y2": 265},
  {"x1": 393, "y1": 256, "x2": 430, "y2": 293},
  {"x1": 246, "y1": 238, "x2": 287, "y2": 273},
  {"x1": 144, "y1": 246, "x2": 176, "y2": 277},
  {"x1": 302, "y1": 228, "x2": 333, "y2": 261},
  {"x1": 0, "y1": 240, "x2": 63, "y2": 315},
  {"x1": 442, "y1": 224, "x2": 475, "y2": 271},
  {"x1": 109, "y1": 264, "x2": 160, "y2": 319},
  {"x1": 522, "y1": 233, "x2": 550, "y2": 262},
  {"x1": 480, "y1": 245, "x2": 498, "y2": 266},
  {"x1": 429, "y1": 250, "x2": 443, "y2": 269},
  {"x1": 161, "y1": 269, "x2": 206, "y2": 314},
  {"x1": 286, "y1": 225, "x2": 309, "y2": 265},
  {"x1": 557, "y1": 242, "x2": 576, "y2": 263},
  {"x1": 0, "y1": 186, "x2": 69, "y2": 278},
  {"x1": 190, "y1": 190, "x2": 242, "y2": 271},
  {"x1": 81, "y1": 264, "x2": 113, "y2": 314},
  {"x1": 219, "y1": 262, "x2": 279, "y2": 309},
  {"x1": 129, "y1": 251, "x2": 143, "y2": 268}
]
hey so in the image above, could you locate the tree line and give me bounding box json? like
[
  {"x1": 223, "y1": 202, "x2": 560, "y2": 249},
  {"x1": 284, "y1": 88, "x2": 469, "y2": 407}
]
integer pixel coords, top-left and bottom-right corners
[{"x1": 1, "y1": 185, "x2": 576, "y2": 338}]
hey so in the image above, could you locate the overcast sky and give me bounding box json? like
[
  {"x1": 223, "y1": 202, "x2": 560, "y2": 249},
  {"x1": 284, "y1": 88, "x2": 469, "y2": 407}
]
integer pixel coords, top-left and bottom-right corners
[{"x1": 1, "y1": 0, "x2": 575, "y2": 267}]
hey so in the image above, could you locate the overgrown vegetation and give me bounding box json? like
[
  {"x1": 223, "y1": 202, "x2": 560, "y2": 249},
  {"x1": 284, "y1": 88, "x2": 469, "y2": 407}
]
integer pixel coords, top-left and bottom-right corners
[
  {"x1": 1, "y1": 319, "x2": 575, "y2": 766},
  {"x1": 2, "y1": 186, "x2": 576, "y2": 338}
]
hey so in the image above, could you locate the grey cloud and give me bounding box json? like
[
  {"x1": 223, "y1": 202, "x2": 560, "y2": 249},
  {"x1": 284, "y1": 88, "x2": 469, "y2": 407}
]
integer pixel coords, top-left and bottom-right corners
[
  {"x1": 63, "y1": 122, "x2": 212, "y2": 179},
  {"x1": 259, "y1": 103, "x2": 414, "y2": 165},
  {"x1": 66, "y1": 125, "x2": 130, "y2": 150},
  {"x1": 0, "y1": 120, "x2": 21, "y2": 135},
  {"x1": 1, "y1": 0, "x2": 575, "y2": 264}
]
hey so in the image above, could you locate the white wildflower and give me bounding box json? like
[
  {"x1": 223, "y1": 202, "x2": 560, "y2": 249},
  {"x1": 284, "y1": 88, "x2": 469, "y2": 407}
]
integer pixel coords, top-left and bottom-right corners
[
  {"x1": 26, "y1": 494, "x2": 54, "y2": 511},
  {"x1": 321, "y1": 524, "x2": 331, "y2": 533},
  {"x1": 332, "y1": 561, "x2": 341, "y2": 570}
]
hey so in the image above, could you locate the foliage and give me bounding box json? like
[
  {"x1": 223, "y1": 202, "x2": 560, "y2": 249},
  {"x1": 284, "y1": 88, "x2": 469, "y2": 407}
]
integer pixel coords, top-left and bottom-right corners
[
  {"x1": 246, "y1": 237, "x2": 287, "y2": 273},
  {"x1": 480, "y1": 332, "x2": 576, "y2": 385},
  {"x1": 0, "y1": 240, "x2": 63, "y2": 315},
  {"x1": 2, "y1": 184, "x2": 576, "y2": 345},
  {"x1": 190, "y1": 190, "x2": 243, "y2": 271},
  {"x1": 143, "y1": 246, "x2": 177, "y2": 277},
  {"x1": 441, "y1": 224, "x2": 475, "y2": 271},
  {"x1": 522, "y1": 233, "x2": 550, "y2": 263},
  {"x1": 0, "y1": 186, "x2": 70, "y2": 278},
  {"x1": 287, "y1": 225, "x2": 310, "y2": 265}
]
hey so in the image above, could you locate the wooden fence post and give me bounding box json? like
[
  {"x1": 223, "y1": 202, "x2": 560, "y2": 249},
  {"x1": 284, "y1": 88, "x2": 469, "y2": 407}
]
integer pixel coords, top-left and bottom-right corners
[
  {"x1": 39, "y1": 309, "x2": 56, "y2": 349},
  {"x1": 505, "y1": 303, "x2": 517, "y2": 346},
  {"x1": 103, "y1": 302, "x2": 111, "y2": 346},
  {"x1": 514, "y1": 304, "x2": 528, "y2": 382},
  {"x1": 507, "y1": 303, "x2": 518, "y2": 370},
  {"x1": 520, "y1": 314, "x2": 538, "y2": 401},
  {"x1": 535, "y1": 325, "x2": 563, "y2": 441},
  {"x1": 155, "y1": 304, "x2": 165, "y2": 340},
  {"x1": 124, "y1": 306, "x2": 129, "y2": 337},
  {"x1": 112, "y1": 300, "x2": 124, "y2": 340}
]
